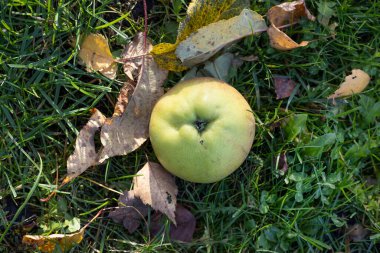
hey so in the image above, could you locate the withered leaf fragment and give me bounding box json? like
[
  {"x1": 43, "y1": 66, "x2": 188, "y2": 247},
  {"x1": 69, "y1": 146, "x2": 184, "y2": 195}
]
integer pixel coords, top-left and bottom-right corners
[
  {"x1": 22, "y1": 227, "x2": 85, "y2": 253},
  {"x1": 121, "y1": 32, "x2": 146, "y2": 81},
  {"x1": 66, "y1": 109, "x2": 106, "y2": 181},
  {"x1": 133, "y1": 162, "x2": 178, "y2": 224},
  {"x1": 78, "y1": 34, "x2": 117, "y2": 79},
  {"x1": 267, "y1": 0, "x2": 315, "y2": 51},
  {"x1": 274, "y1": 75, "x2": 297, "y2": 99},
  {"x1": 327, "y1": 69, "x2": 370, "y2": 99},
  {"x1": 149, "y1": 204, "x2": 196, "y2": 242},
  {"x1": 109, "y1": 190, "x2": 149, "y2": 233}
]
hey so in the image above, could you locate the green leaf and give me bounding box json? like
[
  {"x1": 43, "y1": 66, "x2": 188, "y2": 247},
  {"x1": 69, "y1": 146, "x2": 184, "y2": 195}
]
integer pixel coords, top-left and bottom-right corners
[
  {"x1": 317, "y1": 1, "x2": 336, "y2": 27},
  {"x1": 359, "y1": 95, "x2": 380, "y2": 124},
  {"x1": 283, "y1": 114, "x2": 308, "y2": 141},
  {"x1": 303, "y1": 133, "x2": 336, "y2": 157}
]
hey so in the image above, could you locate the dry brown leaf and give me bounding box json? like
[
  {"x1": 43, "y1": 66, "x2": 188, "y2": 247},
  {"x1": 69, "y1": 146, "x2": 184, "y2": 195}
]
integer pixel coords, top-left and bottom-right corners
[
  {"x1": 113, "y1": 81, "x2": 135, "y2": 117},
  {"x1": 120, "y1": 32, "x2": 146, "y2": 81},
  {"x1": 66, "y1": 109, "x2": 106, "y2": 181},
  {"x1": 327, "y1": 69, "x2": 370, "y2": 99},
  {"x1": 22, "y1": 227, "x2": 85, "y2": 253},
  {"x1": 274, "y1": 75, "x2": 297, "y2": 99},
  {"x1": 239, "y1": 55, "x2": 259, "y2": 62},
  {"x1": 268, "y1": 24, "x2": 310, "y2": 51},
  {"x1": 63, "y1": 34, "x2": 168, "y2": 185},
  {"x1": 133, "y1": 162, "x2": 178, "y2": 224},
  {"x1": 97, "y1": 42, "x2": 167, "y2": 162},
  {"x1": 78, "y1": 34, "x2": 117, "y2": 79},
  {"x1": 267, "y1": 0, "x2": 315, "y2": 27},
  {"x1": 274, "y1": 153, "x2": 288, "y2": 175},
  {"x1": 149, "y1": 204, "x2": 196, "y2": 242},
  {"x1": 347, "y1": 224, "x2": 369, "y2": 242},
  {"x1": 267, "y1": 0, "x2": 315, "y2": 51},
  {"x1": 109, "y1": 190, "x2": 149, "y2": 233}
]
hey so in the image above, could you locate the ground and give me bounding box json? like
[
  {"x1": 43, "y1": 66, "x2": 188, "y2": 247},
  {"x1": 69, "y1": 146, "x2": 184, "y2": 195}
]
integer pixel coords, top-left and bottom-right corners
[{"x1": 0, "y1": 0, "x2": 379, "y2": 252}]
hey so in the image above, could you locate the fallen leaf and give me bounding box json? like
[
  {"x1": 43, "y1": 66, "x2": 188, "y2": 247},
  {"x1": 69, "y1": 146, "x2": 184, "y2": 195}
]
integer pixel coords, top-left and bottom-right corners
[
  {"x1": 149, "y1": 204, "x2": 196, "y2": 243},
  {"x1": 66, "y1": 109, "x2": 106, "y2": 181},
  {"x1": 327, "y1": 69, "x2": 370, "y2": 99},
  {"x1": 267, "y1": 0, "x2": 315, "y2": 51},
  {"x1": 97, "y1": 41, "x2": 167, "y2": 162},
  {"x1": 169, "y1": 205, "x2": 196, "y2": 242},
  {"x1": 203, "y1": 53, "x2": 235, "y2": 82},
  {"x1": 120, "y1": 32, "x2": 146, "y2": 81},
  {"x1": 151, "y1": 0, "x2": 250, "y2": 71},
  {"x1": 347, "y1": 224, "x2": 369, "y2": 242},
  {"x1": 267, "y1": 24, "x2": 310, "y2": 51},
  {"x1": 275, "y1": 153, "x2": 288, "y2": 175},
  {"x1": 133, "y1": 162, "x2": 178, "y2": 224},
  {"x1": 176, "y1": 9, "x2": 267, "y2": 67},
  {"x1": 113, "y1": 81, "x2": 135, "y2": 117},
  {"x1": 267, "y1": 0, "x2": 315, "y2": 27},
  {"x1": 64, "y1": 34, "x2": 167, "y2": 184},
  {"x1": 149, "y1": 206, "x2": 196, "y2": 241},
  {"x1": 78, "y1": 34, "x2": 117, "y2": 79},
  {"x1": 274, "y1": 75, "x2": 297, "y2": 99},
  {"x1": 239, "y1": 55, "x2": 259, "y2": 62},
  {"x1": 22, "y1": 227, "x2": 85, "y2": 253},
  {"x1": 109, "y1": 190, "x2": 149, "y2": 233}
]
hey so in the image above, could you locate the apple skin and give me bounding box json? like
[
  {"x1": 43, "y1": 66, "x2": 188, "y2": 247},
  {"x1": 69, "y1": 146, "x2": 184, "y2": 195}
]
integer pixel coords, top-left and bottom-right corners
[{"x1": 149, "y1": 77, "x2": 255, "y2": 183}]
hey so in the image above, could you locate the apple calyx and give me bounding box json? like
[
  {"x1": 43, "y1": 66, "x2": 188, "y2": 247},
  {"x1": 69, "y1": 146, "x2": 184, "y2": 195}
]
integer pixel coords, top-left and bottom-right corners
[{"x1": 193, "y1": 119, "x2": 208, "y2": 133}]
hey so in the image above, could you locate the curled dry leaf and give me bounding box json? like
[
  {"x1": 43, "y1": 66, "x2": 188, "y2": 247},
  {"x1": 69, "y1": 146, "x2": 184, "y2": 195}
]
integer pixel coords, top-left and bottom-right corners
[
  {"x1": 267, "y1": 0, "x2": 315, "y2": 51},
  {"x1": 149, "y1": 204, "x2": 196, "y2": 242},
  {"x1": 22, "y1": 227, "x2": 85, "y2": 253},
  {"x1": 267, "y1": 0, "x2": 315, "y2": 27},
  {"x1": 176, "y1": 9, "x2": 267, "y2": 67},
  {"x1": 109, "y1": 190, "x2": 149, "y2": 233},
  {"x1": 151, "y1": 0, "x2": 250, "y2": 71},
  {"x1": 133, "y1": 162, "x2": 178, "y2": 224},
  {"x1": 78, "y1": 34, "x2": 117, "y2": 79},
  {"x1": 267, "y1": 24, "x2": 309, "y2": 51},
  {"x1": 327, "y1": 69, "x2": 370, "y2": 99},
  {"x1": 274, "y1": 75, "x2": 297, "y2": 99},
  {"x1": 66, "y1": 109, "x2": 106, "y2": 181}
]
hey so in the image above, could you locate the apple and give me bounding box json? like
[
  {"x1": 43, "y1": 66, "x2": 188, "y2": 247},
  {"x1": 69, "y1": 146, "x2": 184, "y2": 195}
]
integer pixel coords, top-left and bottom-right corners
[{"x1": 149, "y1": 77, "x2": 255, "y2": 183}]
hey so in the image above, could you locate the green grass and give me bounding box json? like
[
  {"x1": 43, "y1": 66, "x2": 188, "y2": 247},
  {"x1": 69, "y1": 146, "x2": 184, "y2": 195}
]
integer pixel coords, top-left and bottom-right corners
[{"x1": 1, "y1": 0, "x2": 379, "y2": 252}]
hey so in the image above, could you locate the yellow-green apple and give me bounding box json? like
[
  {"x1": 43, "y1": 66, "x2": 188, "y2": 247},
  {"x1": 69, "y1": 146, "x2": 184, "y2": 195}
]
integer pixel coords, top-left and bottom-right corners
[{"x1": 149, "y1": 77, "x2": 255, "y2": 183}]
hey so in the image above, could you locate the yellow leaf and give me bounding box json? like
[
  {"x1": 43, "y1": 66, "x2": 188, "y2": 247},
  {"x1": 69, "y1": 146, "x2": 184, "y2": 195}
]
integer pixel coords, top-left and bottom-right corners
[
  {"x1": 150, "y1": 43, "x2": 187, "y2": 72},
  {"x1": 152, "y1": 0, "x2": 249, "y2": 71},
  {"x1": 22, "y1": 227, "x2": 85, "y2": 253},
  {"x1": 267, "y1": 24, "x2": 309, "y2": 51},
  {"x1": 78, "y1": 34, "x2": 117, "y2": 79},
  {"x1": 327, "y1": 69, "x2": 370, "y2": 99}
]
